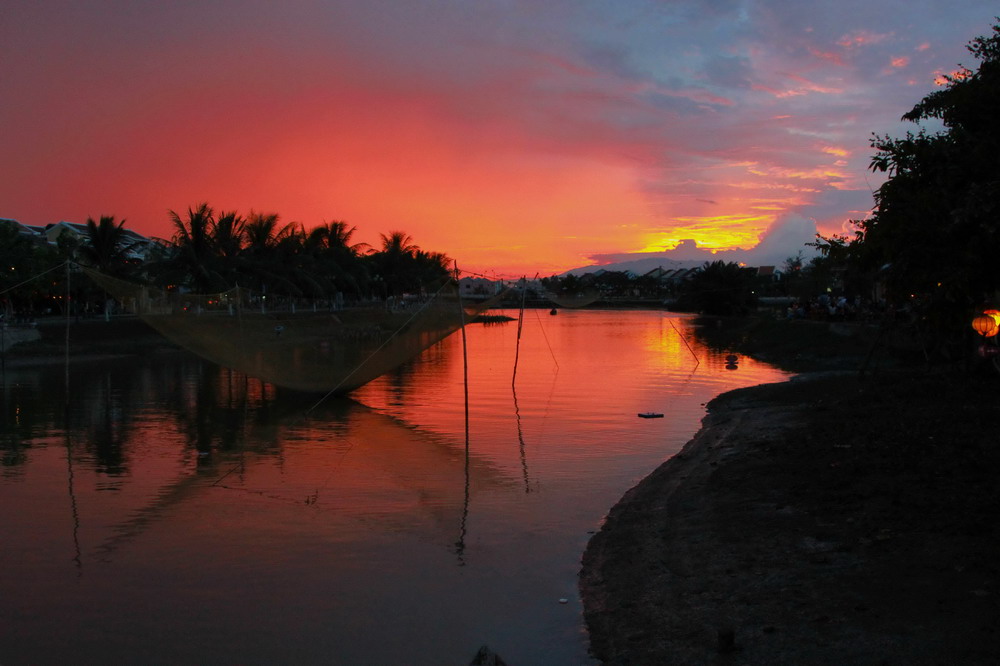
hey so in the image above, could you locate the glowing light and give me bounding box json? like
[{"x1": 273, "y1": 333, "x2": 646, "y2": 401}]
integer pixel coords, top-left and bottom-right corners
[
  {"x1": 637, "y1": 213, "x2": 771, "y2": 254},
  {"x1": 972, "y1": 314, "x2": 998, "y2": 337}
]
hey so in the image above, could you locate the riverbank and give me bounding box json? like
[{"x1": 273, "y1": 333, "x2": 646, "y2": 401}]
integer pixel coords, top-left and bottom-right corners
[
  {"x1": 580, "y1": 317, "x2": 1000, "y2": 664},
  {"x1": 1, "y1": 316, "x2": 178, "y2": 366}
]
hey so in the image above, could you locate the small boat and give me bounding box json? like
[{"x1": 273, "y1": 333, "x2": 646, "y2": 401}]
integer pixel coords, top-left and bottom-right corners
[
  {"x1": 638, "y1": 412, "x2": 664, "y2": 419},
  {"x1": 549, "y1": 307, "x2": 558, "y2": 315}
]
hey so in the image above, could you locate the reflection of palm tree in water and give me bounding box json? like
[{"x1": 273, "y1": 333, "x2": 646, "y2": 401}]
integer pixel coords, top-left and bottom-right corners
[{"x1": 87, "y1": 383, "x2": 512, "y2": 563}]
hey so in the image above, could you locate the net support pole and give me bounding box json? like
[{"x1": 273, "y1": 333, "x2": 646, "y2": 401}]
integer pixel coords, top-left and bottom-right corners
[
  {"x1": 455, "y1": 262, "x2": 470, "y2": 450},
  {"x1": 455, "y1": 261, "x2": 471, "y2": 564},
  {"x1": 512, "y1": 276, "x2": 527, "y2": 388},
  {"x1": 64, "y1": 261, "x2": 71, "y2": 397}
]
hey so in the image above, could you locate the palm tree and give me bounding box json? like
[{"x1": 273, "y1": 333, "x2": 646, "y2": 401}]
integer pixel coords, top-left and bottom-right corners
[
  {"x1": 413, "y1": 249, "x2": 451, "y2": 290},
  {"x1": 379, "y1": 230, "x2": 418, "y2": 256},
  {"x1": 243, "y1": 211, "x2": 282, "y2": 254},
  {"x1": 309, "y1": 221, "x2": 367, "y2": 254},
  {"x1": 241, "y1": 211, "x2": 303, "y2": 297},
  {"x1": 367, "y1": 231, "x2": 449, "y2": 298},
  {"x1": 80, "y1": 215, "x2": 135, "y2": 277},
  {"x1": 156, "y1": 202, "x2": 221, "y2": 292},
  {"x1": 210, "y1": 210, "x2": 246, "y2": 287},
  {"x1": 211, "y1": 210, "x2": 246, "y2": 261},
  {"x1": 305, "y1": 221, "x2": 370, "y2": 299}
]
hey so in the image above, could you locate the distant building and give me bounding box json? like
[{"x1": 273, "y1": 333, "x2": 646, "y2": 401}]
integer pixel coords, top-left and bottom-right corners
[
  {"x1": 459, "y1": 276, "x2": 501, "y2": 298},
  {"x1": 0, "y1": 218, "x2": 48, "y2": 245},
  {"x1": 43, "y1": 220, "x2": 161, "y2": 262},
  {"x1": 643, "y1": 266, "x2": 672, "y2": 281},
  {"x1": 44, "y1": 220, "x2": 90, "y2": 245},
  {"x1": 756, "y1": 265, "x2": 778, "y2": 280}
]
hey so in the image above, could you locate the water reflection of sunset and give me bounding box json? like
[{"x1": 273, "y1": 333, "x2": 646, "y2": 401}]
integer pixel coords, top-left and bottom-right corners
[
  {"x1": 354, "y1": 310, "x2": 790, "y2": 495},
  {"x1": 1, "y1": 310, "x2": 790, "y2": 664}
]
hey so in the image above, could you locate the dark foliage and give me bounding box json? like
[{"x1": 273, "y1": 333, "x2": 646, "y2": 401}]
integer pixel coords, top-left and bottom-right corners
[
  {"x1": 673, "y1": 260, "x2": 757, "y2": 315},
  {"x1": 818, "y1": 21, "x2": 1000, "y2": 348}
]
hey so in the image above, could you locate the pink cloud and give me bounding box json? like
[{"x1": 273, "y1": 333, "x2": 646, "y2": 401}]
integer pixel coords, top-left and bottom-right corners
[
  {"x1": 836, "y1": 30, "x2": 892, "y2": 49},
  {"x1": 2, "y1": 1, "x2": 995, "y2": 275}
]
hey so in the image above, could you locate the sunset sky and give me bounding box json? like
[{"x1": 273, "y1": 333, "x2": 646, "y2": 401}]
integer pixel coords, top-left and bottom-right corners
[{"x1": 2, "y1": 1, "x2": 995, "y2": 276}]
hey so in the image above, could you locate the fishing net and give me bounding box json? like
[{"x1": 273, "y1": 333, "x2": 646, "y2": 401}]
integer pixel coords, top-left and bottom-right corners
[{"x1": 83, "y1": 267, "x2": 499, "y2": 394}]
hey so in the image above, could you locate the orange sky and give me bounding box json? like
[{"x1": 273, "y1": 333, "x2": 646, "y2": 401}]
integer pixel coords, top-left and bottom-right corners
[{"x1": 1, "y1": 2, "x2": 994, "y2": 276}]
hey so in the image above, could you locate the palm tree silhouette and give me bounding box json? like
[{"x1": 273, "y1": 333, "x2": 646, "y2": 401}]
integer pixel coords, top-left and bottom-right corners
[{"x1": 81, "y1": 215, "x2": 135, "y2": 277}]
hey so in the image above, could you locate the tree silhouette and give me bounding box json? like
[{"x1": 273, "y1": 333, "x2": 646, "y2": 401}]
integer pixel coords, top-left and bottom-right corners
[
  {"x1": 820, "y1": 20, "x2": 1000, "y2": 346},
  {"x1": 0, "y1": 224, "x2": 60, "y2": 318},
  {"x1": 80, "y1": 215, "x2": 136, "y2": 277},
  {"x1": 305, "y1": 221, "x2": 369, "y2": 297},
  {"x1": 160, "y1": 202, "x2": 221, "y2": 292},
  {"x1": 211, "y1": 210, "x2": 246, "y2": 281},
  {"x1": 674, "y1": 260, "x2": 757, "y2": 316}
]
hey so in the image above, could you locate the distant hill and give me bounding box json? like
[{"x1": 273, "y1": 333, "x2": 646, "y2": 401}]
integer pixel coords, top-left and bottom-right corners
[
  {"x1": 562, "y1": 255, "x2": 704, "y2": 277},
  {"x1": 561, "y1": 233, "x2": 821, "y2": 277},
  {"x1": 562, "y1": 214, "x2": 823, "y2": 276}
]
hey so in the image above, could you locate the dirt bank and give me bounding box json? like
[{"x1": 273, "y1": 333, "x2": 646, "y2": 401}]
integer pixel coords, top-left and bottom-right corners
[
  {"x1": 2, "y1": 316, "x2": 176, "y2": 365},
  {"x1": 580, "y1": 328, "x2": 1000, "y2": 664}
]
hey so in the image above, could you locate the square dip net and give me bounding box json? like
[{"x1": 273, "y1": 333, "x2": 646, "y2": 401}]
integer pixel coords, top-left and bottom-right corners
[{"x1": 83, "y1": 268, "x2": 498, "y2": 394}]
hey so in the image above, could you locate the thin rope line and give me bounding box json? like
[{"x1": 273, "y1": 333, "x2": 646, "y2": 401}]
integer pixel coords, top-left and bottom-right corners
[
  {"x1": 0, "y1": 261, "x2": 69, "y2": 296},
  {"x1": 668, "y1": 317, "x2": 700, "y2": 368},
  {"x1": 532, "y1": 307, "x2": 559, "y2": 370}
]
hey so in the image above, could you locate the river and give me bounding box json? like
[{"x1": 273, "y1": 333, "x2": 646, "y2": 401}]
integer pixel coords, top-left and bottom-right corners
[{"x1": 0, "y1": 309, "x2": 789, "y2": 664}]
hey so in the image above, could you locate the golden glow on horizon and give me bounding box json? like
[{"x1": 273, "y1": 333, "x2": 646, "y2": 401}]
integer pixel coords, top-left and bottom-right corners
[
  {"x1": 3, "y1": 3, "x2": 991, "y2": 280},
  {"x1": 747, "y1": 165, "x2": 849, "y2": 182},
  {"x1": 638, "y1": 213, "x2": 771, "y2": 252}
]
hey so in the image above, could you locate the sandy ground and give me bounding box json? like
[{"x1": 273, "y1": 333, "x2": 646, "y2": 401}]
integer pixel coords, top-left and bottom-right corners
[{"x1": 580, "y1": 363, "x2": 1000, "y2": 665}]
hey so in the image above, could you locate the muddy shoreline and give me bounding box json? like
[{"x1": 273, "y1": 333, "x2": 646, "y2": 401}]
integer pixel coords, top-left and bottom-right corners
[{"x1": 579, "y1": 363, "x2": 1000, "y2": 664}]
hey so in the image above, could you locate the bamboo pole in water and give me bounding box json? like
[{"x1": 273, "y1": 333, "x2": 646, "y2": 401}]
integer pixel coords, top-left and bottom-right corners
[
  {"x1": 64, "y1": 261, "x2": 71, "y2": 396},
  {"x1": 511, "y1": 276, "x2": 527, "y2": 387},
  {"x1": 455, "y1": 262, "x2": 470, "y2": 445},
  {"x1": 455, "y1": 262, "x2": 470, "y2": 565}
]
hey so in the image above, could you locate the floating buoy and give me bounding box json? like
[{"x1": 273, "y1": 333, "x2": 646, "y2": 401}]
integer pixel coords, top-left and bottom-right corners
[{"x1": 559, "y1": 598, "x2": 569, "y2": 604}]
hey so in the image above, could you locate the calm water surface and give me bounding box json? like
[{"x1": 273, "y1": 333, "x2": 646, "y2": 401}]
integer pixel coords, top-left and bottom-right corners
[{"x1": 0, "y1": 310, "x2": 790, "y2": 665}]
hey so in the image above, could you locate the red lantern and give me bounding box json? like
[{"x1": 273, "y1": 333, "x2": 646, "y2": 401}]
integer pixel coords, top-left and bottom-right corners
[{"x1": 972, "y1": 314, "x2": 999, "y2": 337}]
